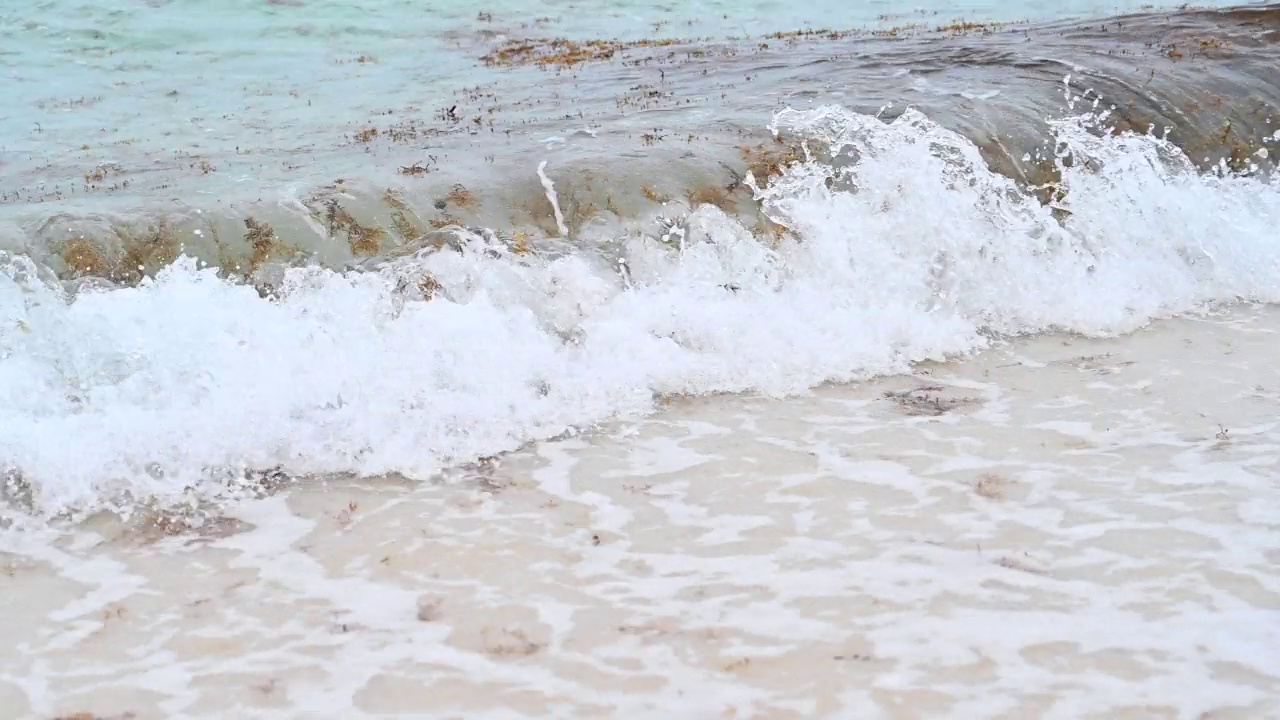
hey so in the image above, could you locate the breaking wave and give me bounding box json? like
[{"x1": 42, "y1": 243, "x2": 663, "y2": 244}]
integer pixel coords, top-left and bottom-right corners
[{"x1": 2, "y1": 100, "x2": 1278, "y2": 519}]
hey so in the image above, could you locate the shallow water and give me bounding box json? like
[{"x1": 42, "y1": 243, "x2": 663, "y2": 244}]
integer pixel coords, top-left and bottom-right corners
[
  {"x1": 2, "y1": 0, "x2": 1258, "y2": 171},
  {"x1": 4, "y1": 88, "x2": 1279, "y2": 519},
  {"x1": 3, "y1": 3, "x2": 1280, "y2": 716},
  {"x1": 2, "y1": 307, "x2": 1278, "y2": 719},
  {"x1": 4, "y1": 1, "x2": 1278, "y2": 253}
]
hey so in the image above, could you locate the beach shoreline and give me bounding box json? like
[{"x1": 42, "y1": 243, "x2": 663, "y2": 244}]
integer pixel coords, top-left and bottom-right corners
[{"x1": 3, "y1": 306, "x2": 1278, "y2": 718}]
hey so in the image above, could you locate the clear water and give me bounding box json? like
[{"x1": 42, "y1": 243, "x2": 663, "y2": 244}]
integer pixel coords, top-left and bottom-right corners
[{"x1": 0, "y1": 0, "x2": 1256, "y2": 207}]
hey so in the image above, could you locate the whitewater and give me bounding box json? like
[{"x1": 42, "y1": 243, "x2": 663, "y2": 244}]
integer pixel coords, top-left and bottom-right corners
[
  {"x1": 3, "y1": 100, "x2": 1278, "y2": 518},
  {"x1": 2, "y1": 1, "x2": 1280, "y2": 718}
]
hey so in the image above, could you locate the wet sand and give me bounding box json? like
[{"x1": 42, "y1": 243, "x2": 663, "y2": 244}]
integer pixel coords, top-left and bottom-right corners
[{"x1": 3, "y1": 305, "x2": 1277, "y2": 719}]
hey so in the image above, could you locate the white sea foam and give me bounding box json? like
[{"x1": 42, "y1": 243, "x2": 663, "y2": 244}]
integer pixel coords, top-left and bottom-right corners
[{"x1": 2, "y1": 105, "x2": 1278, "y2": 518}]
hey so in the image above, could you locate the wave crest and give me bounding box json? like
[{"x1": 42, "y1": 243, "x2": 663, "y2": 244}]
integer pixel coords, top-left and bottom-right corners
[{"x1": 2, "y1": 103, "x2": 1278, "y2": 519}]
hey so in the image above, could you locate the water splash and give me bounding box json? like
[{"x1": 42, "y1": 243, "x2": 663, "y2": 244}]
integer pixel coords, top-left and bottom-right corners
[
  {"x1": 1, "y1": 104, "x2": 1277, "y2": 519},
  {"x1": 536, "y1": 161, "x2": 569, "y2": 237}
]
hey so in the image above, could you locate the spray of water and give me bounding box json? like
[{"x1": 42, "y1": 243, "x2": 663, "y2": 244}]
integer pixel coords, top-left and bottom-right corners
[
  {"x1": 537, "y1": 160, "x2": 569, "y2": 237},
  {"x1": 1, "y1": 101, "x2": 1277, "y2": 519}
]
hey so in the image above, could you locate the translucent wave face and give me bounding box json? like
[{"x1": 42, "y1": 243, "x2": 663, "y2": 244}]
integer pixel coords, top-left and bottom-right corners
[{"x1": 2, "y1": 104, "x2": 1278, "y2": 519}]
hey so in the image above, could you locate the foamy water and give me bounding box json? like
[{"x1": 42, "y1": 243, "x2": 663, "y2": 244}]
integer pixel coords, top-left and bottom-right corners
[
  {"x1": 3, "y1": 1, "x2": 1280, "y2": 717},
  {"x1": 3, "y1": 100, "x2": 1278, "y2": 518},
  {"x1": 1, "y1": 307, "x2": 1277, "y2": 718}
]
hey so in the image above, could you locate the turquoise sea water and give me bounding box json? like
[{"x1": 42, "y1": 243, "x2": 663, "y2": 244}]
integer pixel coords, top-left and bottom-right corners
[{"x1": 0, "y1": 0, "x2": 1259, "y2": 211}]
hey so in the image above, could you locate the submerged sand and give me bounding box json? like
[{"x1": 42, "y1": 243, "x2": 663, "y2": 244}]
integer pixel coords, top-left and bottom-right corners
[{"x1": 2, "y1": 306, "x2": 1278, "y2": 719}]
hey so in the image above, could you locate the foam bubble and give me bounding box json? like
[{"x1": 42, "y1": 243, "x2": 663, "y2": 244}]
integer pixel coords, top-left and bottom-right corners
[{"x1": 2, "y1": 105, "x2": 1278, "y2": 518}]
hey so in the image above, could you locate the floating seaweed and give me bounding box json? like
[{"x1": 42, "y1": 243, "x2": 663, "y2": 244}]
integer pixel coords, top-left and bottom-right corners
[
  {"x1": 243, "y1": 216, "x2": 278, "y2": 269},
  {"x1": 323, "y1": 199, "x2": 386, "y2": 255},
  {"x1": 480, "y1": 37, "x2": 682, "y2": 69}
]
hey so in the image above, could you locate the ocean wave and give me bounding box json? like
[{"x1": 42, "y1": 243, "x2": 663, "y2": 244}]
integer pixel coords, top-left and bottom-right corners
[
  {"x1": 2, "y1": 100, "x2": 1278, "y2": 520},
  {"x1": 5, "y1": 4, "x2": 1279, "y2": 283}
]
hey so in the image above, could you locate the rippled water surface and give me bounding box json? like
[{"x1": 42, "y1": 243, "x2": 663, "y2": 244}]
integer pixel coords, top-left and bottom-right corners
[{"x1": 3, "y1": 0, "x2": 1276, "y2": 215}]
